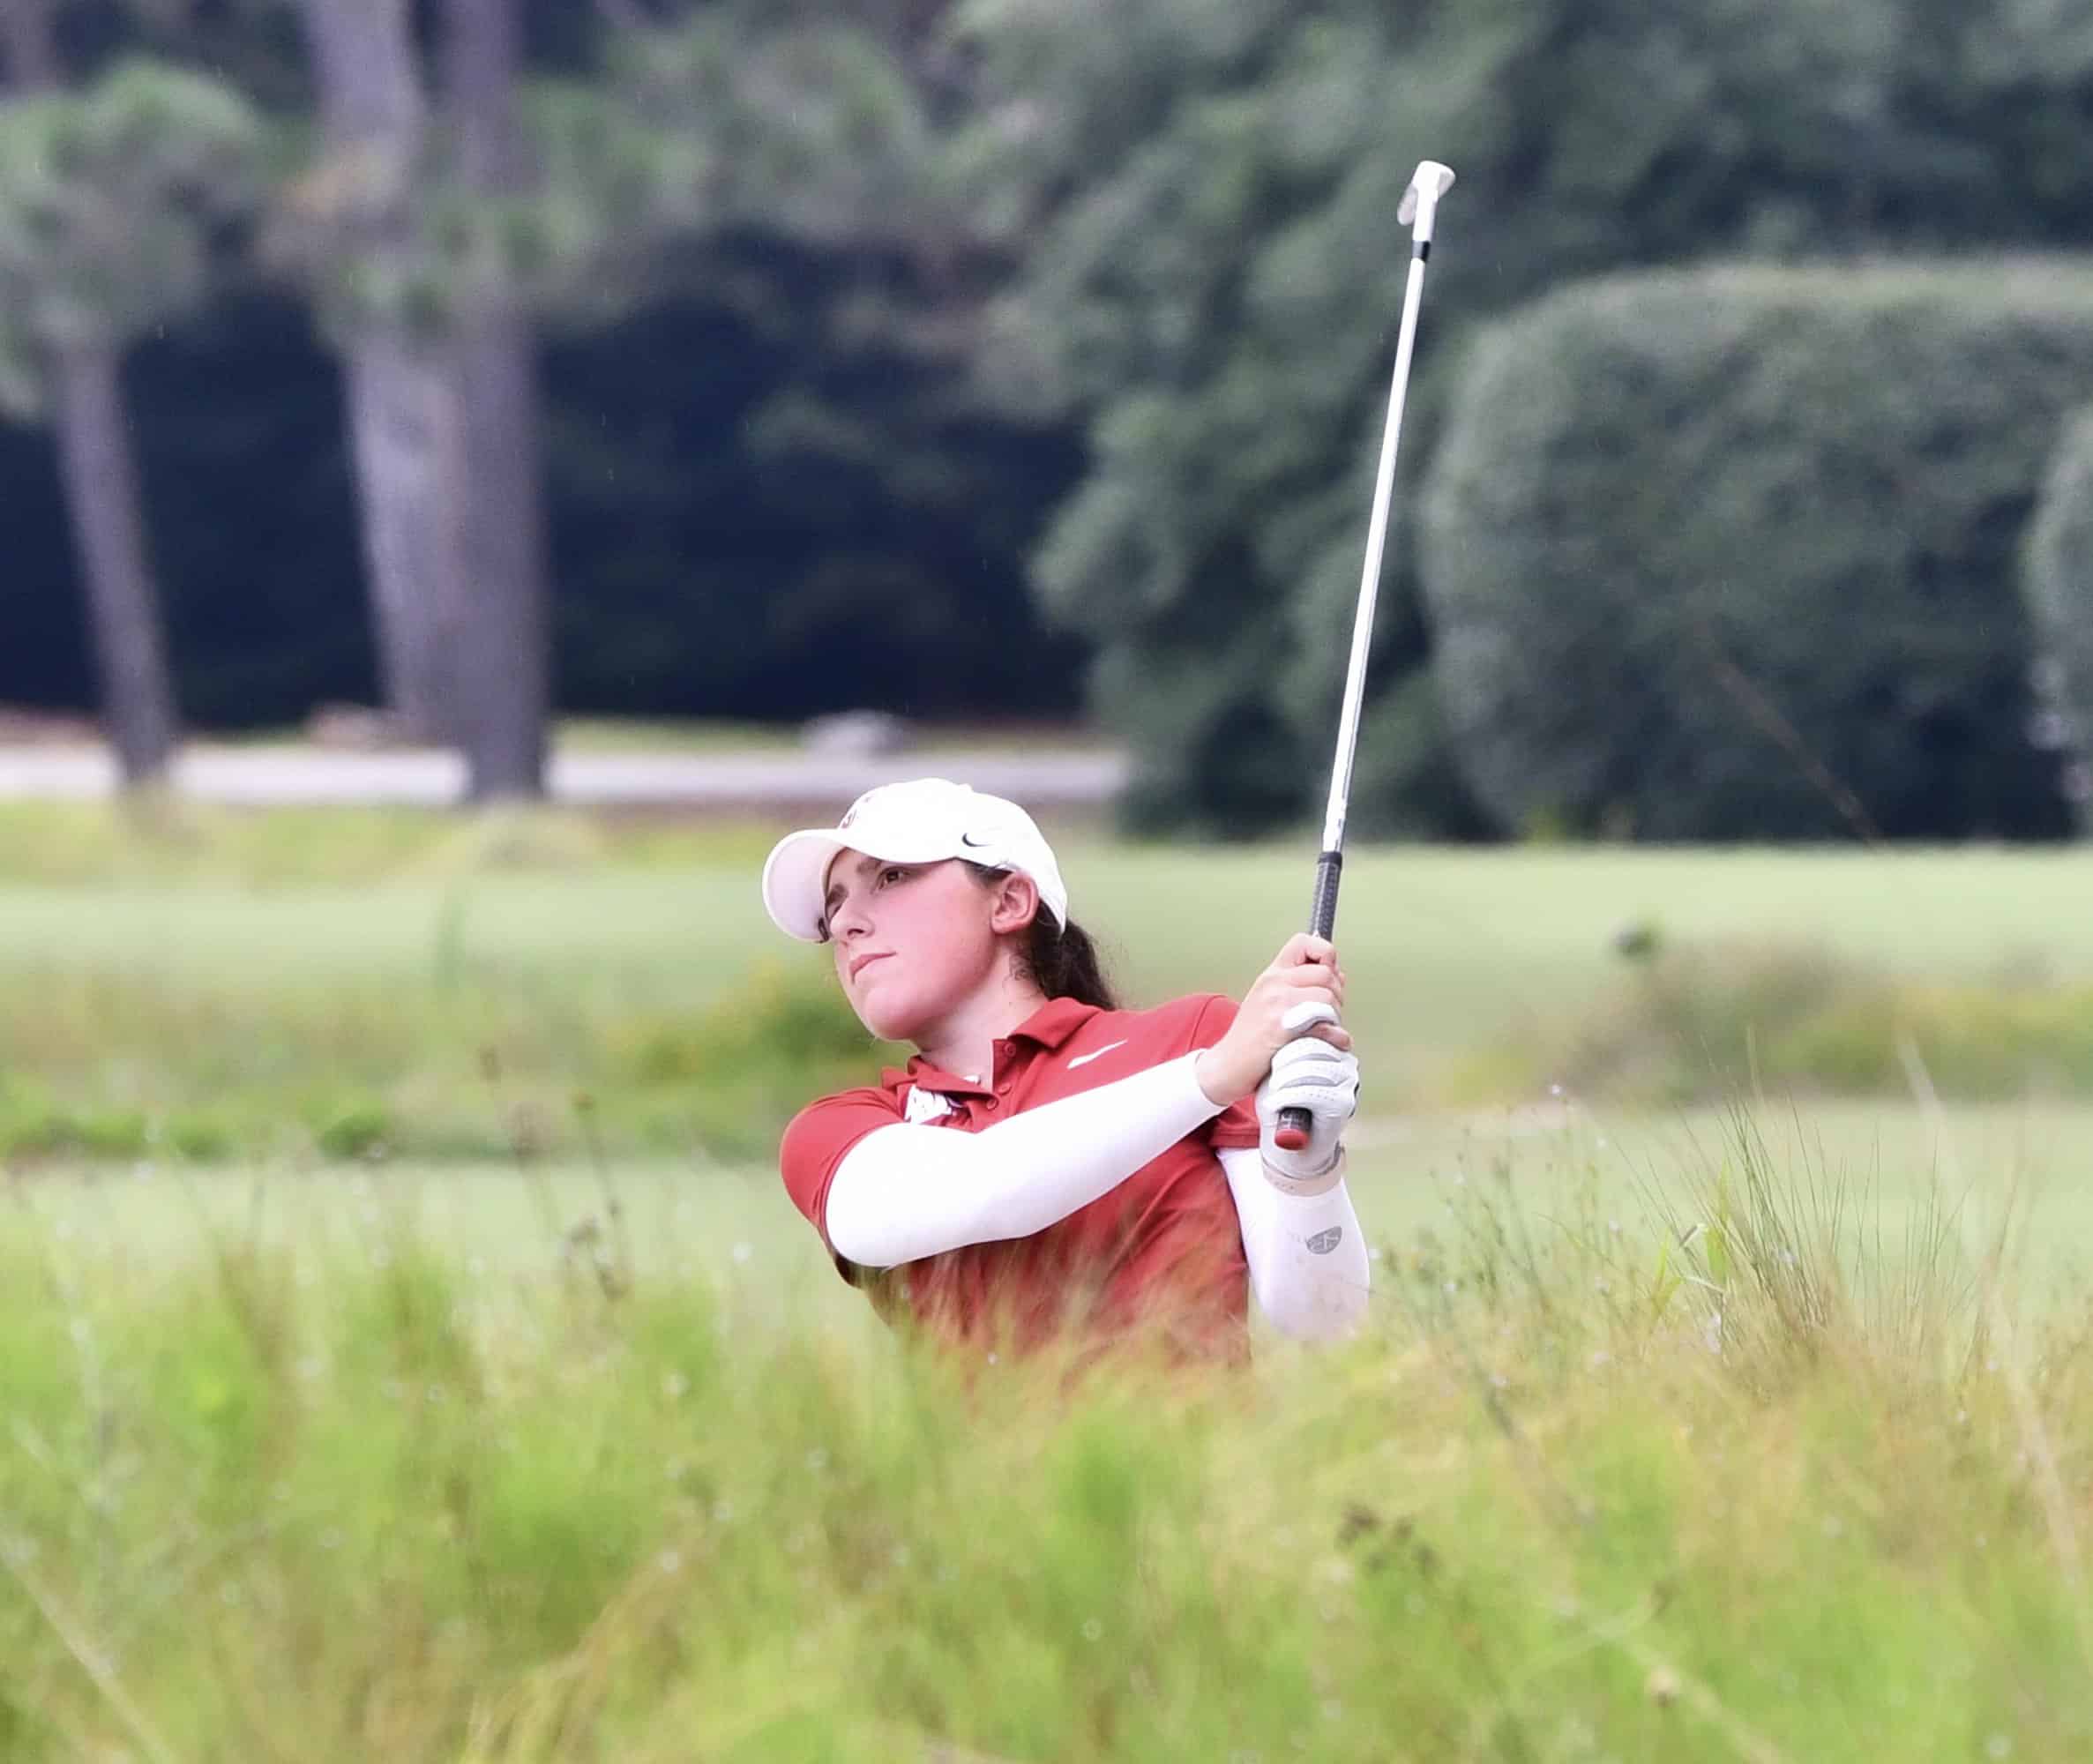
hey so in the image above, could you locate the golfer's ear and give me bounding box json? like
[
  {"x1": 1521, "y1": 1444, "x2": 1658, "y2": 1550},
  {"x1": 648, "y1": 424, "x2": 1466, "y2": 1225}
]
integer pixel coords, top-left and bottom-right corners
[{"x1": 990, "y1": 872, "x2": 1040, "y2": 935}]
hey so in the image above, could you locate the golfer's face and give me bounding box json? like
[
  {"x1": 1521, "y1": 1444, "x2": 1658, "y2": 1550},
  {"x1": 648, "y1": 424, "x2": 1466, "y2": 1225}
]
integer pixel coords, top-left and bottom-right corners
[{"x1": 823, "y1": 852, "x2": 990, "y2": 1041}]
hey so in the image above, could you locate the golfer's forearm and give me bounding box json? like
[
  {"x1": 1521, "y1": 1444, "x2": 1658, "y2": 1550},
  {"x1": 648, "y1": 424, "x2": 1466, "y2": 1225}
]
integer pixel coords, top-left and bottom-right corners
[
  {"x1": 825, "y1": 1054, "x2": 1227, "y2": 1268},
  {"x1": 1219, "y1": 1147, "x2": 1370, "y2": 1341}
]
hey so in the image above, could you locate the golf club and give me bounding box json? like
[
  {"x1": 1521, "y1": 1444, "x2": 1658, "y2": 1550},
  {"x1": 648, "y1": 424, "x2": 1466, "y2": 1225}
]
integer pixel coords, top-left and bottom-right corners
[{"x1": 1274, "y1": 158, "x2": 1455, "y2": 1153}]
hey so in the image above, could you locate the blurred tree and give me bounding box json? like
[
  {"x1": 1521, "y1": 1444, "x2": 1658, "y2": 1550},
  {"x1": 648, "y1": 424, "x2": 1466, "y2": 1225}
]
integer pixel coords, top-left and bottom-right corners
[
  {"x1": 286, "y1": 0, "x2": 467, "y2": 747},
  {"x1": 0, "y1": 4, "x2": 1085, "y2": 736},
  {"x1": 952, "y1": 0, "x2": 1364, "y2": 837},
  {"x1": 440, "y1": 0, "x2": 552, "y2": 800},
  {"x1": 532, "y1": 0, "x2": 1088, "y2": 722},
  {"x1": 1422, "y1": 264, "x2": 2090, "y2": 841},
  {"x1": 0, "y1": 5, "x2": 258, "y2": 783},
  {"x1": 265, "y1": 0, "x2": 991, "y2": 793},
  {"x1": 954, "y1": 0, "x2": 2093, "y2": 838},
  {"x1": 540, "y1": 236, "x2": 1086, "y2": 724},
  {"x1": 2022, "y1": 405, "x2": 2093, "y2": 833},
  {"x1": 422, "y1": 0, "x2": 964, "y2": 796}
]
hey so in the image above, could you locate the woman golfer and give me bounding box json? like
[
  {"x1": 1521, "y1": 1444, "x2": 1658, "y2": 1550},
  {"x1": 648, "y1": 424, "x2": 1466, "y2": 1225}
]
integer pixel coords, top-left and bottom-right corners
[{"x1": 763, "y1": 777, "x2": 1369, "y2": 1362}]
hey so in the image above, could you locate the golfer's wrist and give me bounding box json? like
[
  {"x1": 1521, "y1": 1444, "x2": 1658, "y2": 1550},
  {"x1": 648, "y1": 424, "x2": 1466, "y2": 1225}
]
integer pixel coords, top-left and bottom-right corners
[
  {"x1": 1195, "y1": 1046, "x2": 1253, "y2": 1108},
  {"x1": 1261, "y1": 1144, "x2": 1347, "y2": 1198}
]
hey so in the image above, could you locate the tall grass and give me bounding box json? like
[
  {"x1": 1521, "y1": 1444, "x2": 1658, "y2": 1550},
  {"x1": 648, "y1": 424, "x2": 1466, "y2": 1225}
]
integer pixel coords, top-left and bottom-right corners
[{"x1": 2, "y1": 1124, "x2": 2089, "y2": 1760}]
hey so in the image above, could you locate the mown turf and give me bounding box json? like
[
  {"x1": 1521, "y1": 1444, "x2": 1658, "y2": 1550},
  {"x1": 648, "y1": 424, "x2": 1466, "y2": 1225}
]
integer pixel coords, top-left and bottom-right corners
[{"x1": 3, "y1": 804, "x2": 2093, "y2": 1164}]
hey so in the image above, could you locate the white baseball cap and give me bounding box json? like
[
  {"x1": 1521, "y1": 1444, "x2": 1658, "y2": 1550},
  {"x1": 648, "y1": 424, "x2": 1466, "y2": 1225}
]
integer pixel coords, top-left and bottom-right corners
[{"x1": 760, "y1": 777, "x2": 1071, "y2": 943}]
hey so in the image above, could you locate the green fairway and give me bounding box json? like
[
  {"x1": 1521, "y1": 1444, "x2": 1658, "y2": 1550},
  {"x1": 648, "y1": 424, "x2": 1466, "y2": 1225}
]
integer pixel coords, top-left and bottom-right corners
[
  {"x1": 3, "y1": 814, "x2": 2092, "y2": 1164},
  {"x1": 15, "y1": 1098, "x2": 2090, "y2": 1301}
]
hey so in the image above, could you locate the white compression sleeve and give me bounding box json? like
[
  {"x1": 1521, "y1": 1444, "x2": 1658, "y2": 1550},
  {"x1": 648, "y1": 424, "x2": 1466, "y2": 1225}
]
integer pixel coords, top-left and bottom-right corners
[
  {"x1": 1218, "y1": 1147, "x2": 1370, "y2": 1342},
  {"x1": 825, "y1": 1052, "x2": 1227, "y2": 1269}
]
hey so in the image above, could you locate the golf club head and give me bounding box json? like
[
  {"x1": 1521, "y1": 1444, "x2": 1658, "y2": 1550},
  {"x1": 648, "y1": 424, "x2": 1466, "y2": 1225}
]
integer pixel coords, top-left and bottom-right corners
[{"x1": 1396, "y1": 161, "x2": 1456, "y2": 231}]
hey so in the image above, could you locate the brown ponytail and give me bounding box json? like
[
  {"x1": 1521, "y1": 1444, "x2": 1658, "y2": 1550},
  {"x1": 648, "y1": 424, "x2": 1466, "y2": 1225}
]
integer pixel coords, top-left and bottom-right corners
[{"x1": 963, "y1": 863, "x2": 1120, "y2": 1010}]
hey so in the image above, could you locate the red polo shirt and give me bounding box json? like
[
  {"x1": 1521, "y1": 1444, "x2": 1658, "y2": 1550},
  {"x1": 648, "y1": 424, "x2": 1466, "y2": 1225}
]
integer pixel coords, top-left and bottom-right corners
[{"x1": 779, "y1": 993, "x2": 1260, "y2": 1361}]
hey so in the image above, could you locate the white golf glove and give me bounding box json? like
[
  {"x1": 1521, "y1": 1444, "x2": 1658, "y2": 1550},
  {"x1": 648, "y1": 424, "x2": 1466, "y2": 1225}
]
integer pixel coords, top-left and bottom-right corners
[{"x1": 1254, "y1": 1002, "x2": 1359, "y2": 1193}]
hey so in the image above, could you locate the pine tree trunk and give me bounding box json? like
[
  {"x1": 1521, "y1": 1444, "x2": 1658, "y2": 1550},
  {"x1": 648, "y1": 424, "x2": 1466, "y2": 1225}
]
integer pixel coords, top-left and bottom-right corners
[
  {"x1": 4, "y1": 0, "x2": 181, "y2": 785},
  {"x1": 49, "y1": 343, "x2": 183, "y2": 781},
  {"x1": 295, "y1": 0, "x2": 468, "y2": 745},
  {"x1": 0, "y1": 0, "x2": 58, "y2": 86},
  {"x1": 445, "y1": 0, "x2": 552, "y2": 802},
  {"x1": 451, "y1": 319, "x2": 551, "y2": 797},
  {"x1": 338, "y1": 336, "x2": 468, "y2": 744}
]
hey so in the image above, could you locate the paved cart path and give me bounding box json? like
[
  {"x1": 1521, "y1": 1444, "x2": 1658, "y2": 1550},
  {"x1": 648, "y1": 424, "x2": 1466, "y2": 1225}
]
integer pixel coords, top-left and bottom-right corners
[{"x1": 0, "y1": 744, "x2": 1127, "y2": 808}]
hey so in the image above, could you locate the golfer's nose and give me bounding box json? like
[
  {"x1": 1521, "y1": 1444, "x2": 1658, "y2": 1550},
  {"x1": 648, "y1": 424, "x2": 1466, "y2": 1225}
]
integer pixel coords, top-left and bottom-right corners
[{"x1": 830, "y1": 894, "x2": 873, "y2": 941}]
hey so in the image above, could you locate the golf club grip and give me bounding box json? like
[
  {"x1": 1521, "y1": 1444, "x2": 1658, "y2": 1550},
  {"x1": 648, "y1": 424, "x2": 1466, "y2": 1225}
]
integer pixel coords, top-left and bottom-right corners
[
  {"x1": 1305, "y1": 846, "x2": 1343, "y2": 942},
  {"x1": 1274, "y1": 849, "x2": 1345, "y2": 1151}
]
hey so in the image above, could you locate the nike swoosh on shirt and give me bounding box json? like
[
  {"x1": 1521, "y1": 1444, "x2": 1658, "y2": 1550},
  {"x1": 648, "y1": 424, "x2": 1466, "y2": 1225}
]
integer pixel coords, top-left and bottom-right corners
[{"x1": 1065, "y1": 1038, "x2": 1129, "y2": 1070}]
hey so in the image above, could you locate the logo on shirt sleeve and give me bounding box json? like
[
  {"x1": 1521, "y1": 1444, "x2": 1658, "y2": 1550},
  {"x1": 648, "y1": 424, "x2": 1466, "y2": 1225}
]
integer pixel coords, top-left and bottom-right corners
[
  {"x1": 1065, "y1": 1037, "x2": 1130, "y2": 1071},
  {"x1": 1304, "y1": 1227, "x2": 1345, "y2": 1255}
]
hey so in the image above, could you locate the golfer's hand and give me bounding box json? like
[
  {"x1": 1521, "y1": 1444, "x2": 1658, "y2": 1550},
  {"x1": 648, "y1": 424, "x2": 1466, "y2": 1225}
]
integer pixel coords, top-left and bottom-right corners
[
  {"x1": 1194, "y1": 934, "x2": 1350, "y2": 1106},
  {"x1": 1255, "y1": 1035, "x2": 1359, "y2": 1179}
]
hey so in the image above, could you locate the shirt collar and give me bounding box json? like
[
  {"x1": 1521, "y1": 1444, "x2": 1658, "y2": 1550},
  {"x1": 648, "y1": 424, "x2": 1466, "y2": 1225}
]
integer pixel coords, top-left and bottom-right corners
[
  {"x1": 881, "y1": 996, "x2": 1104, "y2": 1096},
  {"x1": 1005, "y1": 996, "x2": 1100, "y2": 1050}
]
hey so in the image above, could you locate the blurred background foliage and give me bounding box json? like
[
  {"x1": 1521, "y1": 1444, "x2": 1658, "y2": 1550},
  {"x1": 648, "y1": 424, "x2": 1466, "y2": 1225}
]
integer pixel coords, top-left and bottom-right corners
[
  {"x1": 4, "y1": 0, "x2": 2093, "y2": 834},
  {"x1": 1423, "y1": 264, "x2": 2093, "y2": 841}
]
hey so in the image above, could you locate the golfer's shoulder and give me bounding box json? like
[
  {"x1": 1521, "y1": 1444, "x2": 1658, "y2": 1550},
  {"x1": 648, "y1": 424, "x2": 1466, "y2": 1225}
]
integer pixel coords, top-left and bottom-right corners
[
  {"x1": 776, "y1": 1083, "x2": 902, "y2": 1238},
  {"x1": 780, "y1": 1082, "x2": 904, "y2": 1167},
  {"x1": 1110, "y1": 990, "x2": 1240, "y2": 1050}
]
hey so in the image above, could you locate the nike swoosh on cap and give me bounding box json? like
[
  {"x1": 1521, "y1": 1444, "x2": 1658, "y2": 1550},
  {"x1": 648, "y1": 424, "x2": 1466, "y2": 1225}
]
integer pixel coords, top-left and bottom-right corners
[{"x1": 1065, "y1": 1038, "x2": 1129, "y2": 1070}]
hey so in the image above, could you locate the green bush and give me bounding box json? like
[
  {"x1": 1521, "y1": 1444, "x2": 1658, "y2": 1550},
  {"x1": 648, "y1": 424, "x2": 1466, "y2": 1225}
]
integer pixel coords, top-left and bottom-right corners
[
  {"x1": 2022, "y1": 403, "x2": 2093, "y2": 832},
  {"x1": 607, "y1": 959, "x2": 878, "y2": 1084},
  {"x1": 0, "y1": 955, "x2": 877, "y2": 1169},
  {"x1": 609, "y1": 959, "x2": 896, "y2": 1162},
  {"x1": 303, "y1": 1095, "x2": 396, "y2": 1162},
  {"x1": 0, "y1": 1079, "x2": 150, "y2": 1162},
  {"x1": 1421, "y1": 262, "x2": 2093, "y2": 841}
]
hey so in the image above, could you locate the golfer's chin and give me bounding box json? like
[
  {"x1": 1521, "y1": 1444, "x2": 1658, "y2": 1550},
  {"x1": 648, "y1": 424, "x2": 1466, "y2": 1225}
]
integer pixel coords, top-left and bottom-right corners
[{"x1": 846, "y1": 982, "x2": 928, "y2": 1048}]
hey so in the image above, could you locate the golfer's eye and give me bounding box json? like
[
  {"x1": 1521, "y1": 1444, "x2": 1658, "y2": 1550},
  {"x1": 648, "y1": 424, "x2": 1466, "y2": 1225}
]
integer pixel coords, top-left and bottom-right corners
[{"x1": 877, "y1": 866, "x2": 908, "y2": 887}]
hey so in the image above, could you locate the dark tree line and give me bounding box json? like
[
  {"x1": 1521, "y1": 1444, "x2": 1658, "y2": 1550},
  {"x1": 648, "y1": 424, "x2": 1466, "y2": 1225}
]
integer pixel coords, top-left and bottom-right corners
[{"x1": 6, "y1": 0, "x2": 2093, "y2": 830}]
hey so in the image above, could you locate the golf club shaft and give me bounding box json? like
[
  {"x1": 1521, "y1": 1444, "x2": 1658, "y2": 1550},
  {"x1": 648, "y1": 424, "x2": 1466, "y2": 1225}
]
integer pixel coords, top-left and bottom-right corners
[{"x1": 1275, "y1": 167, "x2": 1449, "y2": 1152}]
